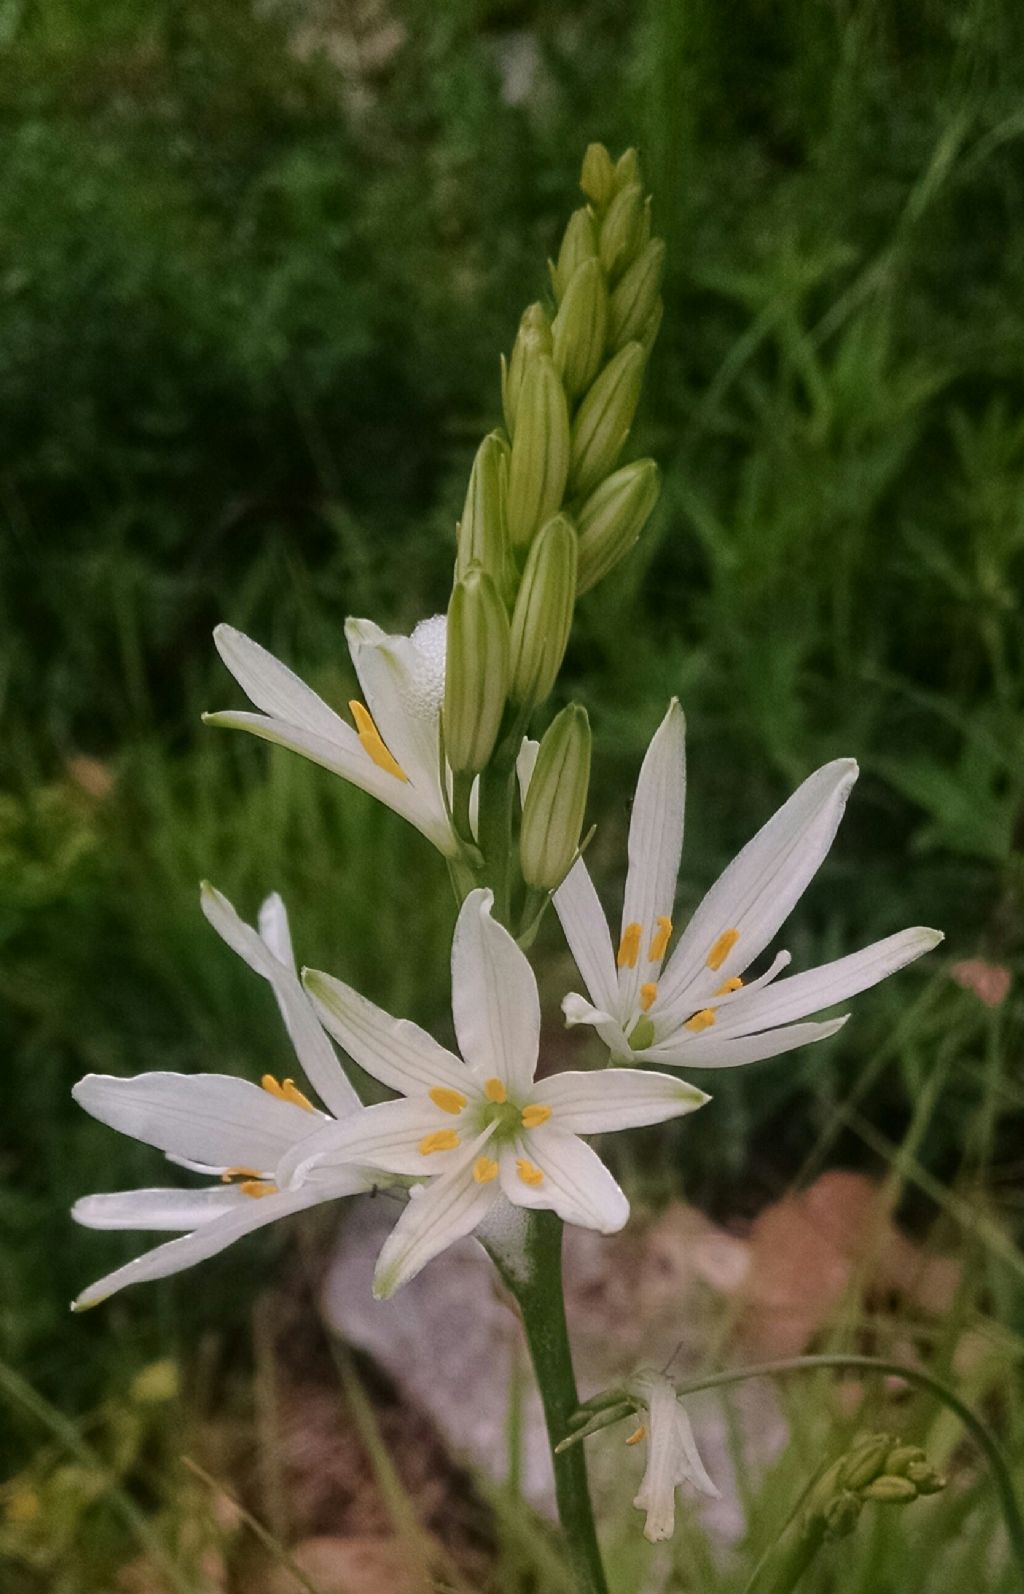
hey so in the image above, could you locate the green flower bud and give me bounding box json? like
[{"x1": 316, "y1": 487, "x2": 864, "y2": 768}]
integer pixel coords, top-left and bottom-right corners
[
  {"x1": 598, "y1": 181, "x2": 645, "y2": 280},
  {"x1": 861, "y1": 1475, "x2": 918, "y2": 1504},
  {"x1": 509, "y1": 514, "x2": 577, "y2": 710},
  {"x1": 836, "y1": 1434, "x2": 894, "y2": 1492},
  {"x1": 443, "y1": 569, "x2": 510, "y2": 775},
  {"x1": 640, "y1": 296, "x2": 664, "y2": 356},
  {"x1": 520, "y1": 703, "x2": 591, "y2": 890},
  {"x1": 552, "y1": 258, "x2": 608, "y2": 399},
  {"x1": 457, "y1": 431, "x2": 513, "y2": 599},
  {"x1": 883, "y1": 1446, "x2": 925, "y2": 1478},
  {"x1": 609, "y1": 238, "x2": 666, "y2": 351},
  {"x1": 576, "y1": 458, "x2": 660, "y2": 594},
  {"x1": 820, "y1": 1492, "x2": 863, "y2": 1539},
  {"x1": 905, "y1": 1461, "x2": 945, "y2": 1495},
  {"x1": 613, "y1": 147, "x2": 641, "y2": 192},
  {"x1": 580, "y1": 142, "x2": 615, "y2": 210},
  {"x1": 502, "y1": 303, "x2": 553, "y2": 436},
  {"x1": 569, "y1": 341, "x2": 646, "y2": 500},
  {"x1": 551, "y1": 207, "x2": 598, "y2": 303},
  {"x1": 507, "y1": 354, "x2": 571, "y2": 551}
]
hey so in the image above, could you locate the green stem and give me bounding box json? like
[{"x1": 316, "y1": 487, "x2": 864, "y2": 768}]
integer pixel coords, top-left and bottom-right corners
[{"x1": 477, "y1": 754, "x2": 518, "y2": 925}]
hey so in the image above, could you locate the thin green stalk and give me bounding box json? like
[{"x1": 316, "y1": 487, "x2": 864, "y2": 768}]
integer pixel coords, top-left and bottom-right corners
[{"x1": 477, "y1": 754, "x2": 518, "y2": 925}]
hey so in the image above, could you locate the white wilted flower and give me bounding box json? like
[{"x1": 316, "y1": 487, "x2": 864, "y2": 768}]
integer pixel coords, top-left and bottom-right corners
[
  {"x1": 627, "y1": 1371, "x2": 719, "y2": 1543},
  {"x1": 292, "y1": 888, "x2": 709, "y2": 1298},
  {"x1": 70, "y1": 886, "x2": 386, "y2": 1310},
  {"x1": 554, "y1": 699, "x2": 942, "y2": 1071}
]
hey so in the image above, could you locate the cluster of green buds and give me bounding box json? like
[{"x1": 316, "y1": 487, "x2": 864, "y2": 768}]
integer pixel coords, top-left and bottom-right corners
[{"x1": 443, "y1": 145, "x2": 664, "y2": 914}]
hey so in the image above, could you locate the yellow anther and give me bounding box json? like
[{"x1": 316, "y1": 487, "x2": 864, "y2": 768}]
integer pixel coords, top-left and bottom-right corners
[
  {"x1": 261, "y1": 1073, "x2": 287, "y2": 1100},
  {"x1": 706, "y1": 927, "x2": 740, "y2": 971},
  {"x1": 648, "y1": 916, "x2": 672, "y2": 961},
  {"x1": 639, "y1": 982, "x2": 657, "y2": 1012},
  {"x1": 280, "y1": 1077, "x2": 315, "y2": 1112},
  {"x1": 521, "y1": 1103, "x2": 552, "y2": 1128},
  {"x1": 429, "y1": 1086, "x2": 468, "y2": 1115},
  {"x1": 716, "y1": 975, "x2": 743, "y2": 995},
  {"x1": 239, "y1": 1180, "x2": 278, "y2": 1199},
  {"x1": 473, "y1": 1155, "x2": 499, "y2": 1184},
  {"x1": 220, "y1": 1166, "x2": 264, "y2": 1183},
  {"x1": 625, "y1": 1423, "x2": 647, "y2": 1447},
  {"x1": 617, "y1": 921, "x2": 643, "y2": 968},
  {"x1": 516, "y1": 1158, "x2": 545, "y2": 1188},
  {"x1": 484, "y1": 1076, "x2": 508, "y2": 1104},
  {"x1": 349, "y1": 700, "x2": 408, "y2": 782},
  {"x1": 419, "y1": 1130, "x2": 460, "y2": 1156},
  {"x1": 684, "y1": 1007, "x2": 717, "y2": 1032}
]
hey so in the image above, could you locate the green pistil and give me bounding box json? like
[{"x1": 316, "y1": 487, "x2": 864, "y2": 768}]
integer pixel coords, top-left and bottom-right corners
[
  {"x1": 628, "y1": 1015, "x2": 655, "y2": 1050},
  {"x1": 479, "y1": 1098, "x2": 525, "y2": 1141}
]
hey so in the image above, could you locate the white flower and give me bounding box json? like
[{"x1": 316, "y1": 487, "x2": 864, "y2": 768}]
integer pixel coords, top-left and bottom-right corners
[
  {"x1": 204, "y1": 615, "x2": 459, "y2": 856},
  {"x1": 554, "y1": 700, "x2": 943, "y2": 1070},
  {"x1": 627, "y1": 1371, "x2": 719, "y2": 1543},
  {"x1": 293, "y1": 888, "x2": 709, "y2": 1298},
  {"x1": 70, "y1": 886, "x2": 383, "y2": 1310}
]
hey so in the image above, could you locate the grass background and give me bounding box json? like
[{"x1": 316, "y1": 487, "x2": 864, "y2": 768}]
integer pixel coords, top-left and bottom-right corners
[{"x1": 2, "y1": 0, "x2": 1023, "y2": 1588}]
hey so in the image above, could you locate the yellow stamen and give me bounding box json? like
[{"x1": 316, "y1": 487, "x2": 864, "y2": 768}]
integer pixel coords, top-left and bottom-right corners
[
  {"x1": 239, "y1": 1180, "x2": 278, "y2": 1199},
  {"x1": 429, "y1": 1086, "x2": 468, "y2": 1115},
  {"x1": 706, "y1": 927, "x2": 740, "y2": 971},
  {"x1": 473, "y1": 1155, "x2": 499, "y2": 1184},
  {"x1": 685, "y1": 1007, "x2": 717, "y2": 1032},
  {"x1": 516, "y1": 1158, "x2": 544, "y2": 1188},
  {"x1": 280, "y1": 1077, "x2": 315, "y2": 1111},
  {"x1": 617, "y1": 922, "x2": 643, "y2": 968},
  {"x1": 639, "y1": 981, "x2": 657, "y2": 1012},
  {"x1": 220, "y1": 1165, "x2": 264, "y2": 1183},
  {"x1": 648, "y1": 916, "x2": 672, "y2": 961},
  {"x1": 349, "y1": 700, "x2": 408, "y2": 782},
  {"x1": 716, "y1": 975, "x2": 743, "y2": 995},
  {"x1": 625, "y1": 1423, "x2": 647, "y2": 1447},
  {"x1": 521, "y1": 1103, "x2": 552, "y2": 1128},
  {"x1": 419, "y1": 1130, "x2": 460, "y2": 1156},
  {"x1": 484, "y1": 1076, "x2": 508, "y2": 1104}
]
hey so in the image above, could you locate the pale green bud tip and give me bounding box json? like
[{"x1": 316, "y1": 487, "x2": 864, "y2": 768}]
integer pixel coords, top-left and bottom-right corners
[
  {"x1": 576, "y1": 458, "x2": 660, "y2": 595},
  {"x1": 443, "y1": 569, "x2": 510, "y2": 775},
  {"x1": 599, "y1": 181, "x2": 645, "y2": 280},
  {"x1": 614, "y1": 147, "x2": 641, "y2": 191},
  {"x1": 861, "y1": 1475, "x2": 919, "y2": 1504},
  {"x1": 520, "y1": 703, "x2": 591, "y2": 890},
  {"x1": 580, "y1": 143, "x2": 615, "y2": 209},
  {"x1": 553, "y1": 207, "x2": 598, "y2": 302},
  {"x1": 569, "y1": 340, "x2": 646, "y2": 500},
  {"x1": 509, "y1": 514, "x2": 578, "y2": 710},
  {"x1": 503, "y1": 302, "x2": 554, "y2": 435},
  {"x1": 609, "y1": 238, "x2": 666, "y2": 352},
  {"x1": 457, "y1": 431, "x2": 511, "y2": 593},
  {"x1": 506, "y1": 354, "x2": 571, "y2": 551},
  {"x1": 553, "y1": 257, "x2": 608, "y2": 399}
]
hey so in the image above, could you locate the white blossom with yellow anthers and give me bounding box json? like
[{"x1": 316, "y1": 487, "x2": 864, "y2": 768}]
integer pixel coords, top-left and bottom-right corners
[
  {"x1": 292, "y1": 888, "x2": 708, "y2": 1298},
  {"x1": 554, "y1": 700, "x2": 943, "y2": 1070},
  {"x1": 626, "y1": 1371, "x2": 720, "y2": 1543},
  {"x1": 70, "y1": 886, "x2": 385, "y2": 1310},
  {"x1": 204, "y1": 615, "x2": 460, "y2": 855}
]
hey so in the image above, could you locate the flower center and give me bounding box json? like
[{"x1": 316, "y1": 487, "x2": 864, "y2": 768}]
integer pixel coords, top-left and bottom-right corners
[{"x1": 349, "y1": 700, "x2": 408, "y2": 782}]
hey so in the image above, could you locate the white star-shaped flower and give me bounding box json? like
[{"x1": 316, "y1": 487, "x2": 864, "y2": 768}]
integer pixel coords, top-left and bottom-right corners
[
  {"x1": 294, "y1": 888, "x2": 709, "y2": 1298},
  {"x1": 70, "y1": 886, "x2": 383, "y2": 1309},
  {"x1": 626, "y1": 1371, "x2": 719, "y2": 1543},
  {"x1": 554, "y1": 700, "x2": 942, "y2": 1069}
]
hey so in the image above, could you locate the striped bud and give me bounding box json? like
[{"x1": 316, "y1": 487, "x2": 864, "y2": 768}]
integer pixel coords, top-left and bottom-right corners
[
  {"x1": 457, "y1": 431, "x2": 513, "y2": 599},
  {"x1": 598, "y1": 181, "x2": 645, "y2": 279},
  {"x1": 552, "y1": 258, "x2": 608, "y2": 399},
  {"x1": 506, "y1": 354, "x2": 570, "y2": 551},
  {"x1": 609, "y1": 239, "x2": 666, "y2": 351},
  {"x1": 576, "y1": 458, "x2": 660, "y2": 594},
  {"x1": 861, "y1": 1476, "x2": 918, "y2": 1504},
  {"x1": 581, "y1": 143, "x2": 615, "y2": 210},
  {"x1": 520, "y1": 703, "x2": 591, "y2": 890},
  {"x1": 502, "y1": 303, "x2": 552, "y2": 437},
  {"x1": 836, "y1": 1435, "x2": 894, "y2": 1492},
  {"x1": 509, "y1": 515, "x2": 577, "y2": 710},
  {"x1": 443, "y1": 569, "x2": 510, "y2": 775},
  {"x1": 613, "y1": 147, "x2": 641, "y2": 192},
  {"x1": 569, "y1": 341, "x2": 646, "y2": 499},
  {"x1": 551, "y1": 207, "x2": 598, "y2": 303}
]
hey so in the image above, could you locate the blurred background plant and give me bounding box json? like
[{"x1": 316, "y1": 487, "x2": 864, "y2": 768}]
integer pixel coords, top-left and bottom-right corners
[{"x1": 2, "y1": 0, "x2": 1023, "y2": 1589}]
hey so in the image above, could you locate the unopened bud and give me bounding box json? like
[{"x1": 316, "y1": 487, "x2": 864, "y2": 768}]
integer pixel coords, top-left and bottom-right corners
[
  {"x1": 861, "y1": 1475, "x2": 918, "y2": 1504},
  {"x1": 883, "y1": 1446, "x2": 925, "y2": 1478},
  {"x1": 569, "y1": 341, "x2": 646, "y2": 499},
  {"x1": 821, "y1": 1492, "x2": 862, "y2": 1539},
  {"x1": 905, "y1": 1461, "x2": 945, "y2": 1495},
  {"x1": 507, "y1": 354, "x2": 570, "y2": 551},
  {"x1": 580, "y1": 143, "x2": 615, "y2": 210},
  {"x1": 613, "y1": 147, "x2": 641, "y2": 191},
  {"x1": 576, "y1": 459, "x2": 660, "y2": 594},
  {"x1": 837, "y1": 1434, "x2": 894, "y2": 1492},
  {"x1": 609, "y1": 239, "x2": 666, "y2": 351},
  {"x1": 457, "y1": 432, "x2": 513, "y2": 598},
  {"x1": 502, "y1": 303, "x2": 553, "y2": 436},
  {"x1": 640, "y1": 297, "x2": 664, "y2": 356},
  {"x1": 599, "y1": 181, "x2": 645, "y2": 279},
  {"x1": 551, "y1": 207, "x2": 598, "y2": 302},
  {"x1": 553, "y1": 258, "x2": 608, "y2": 399},
  {"x1": 509, "y1": 515, "x2": 577, "y2": 710},
  {"x1": 443, "y1": 570, "x2": 510, "y2": 774},
  {"x1": 520, "y1": 703, "x2": 591, "y2": 889}
]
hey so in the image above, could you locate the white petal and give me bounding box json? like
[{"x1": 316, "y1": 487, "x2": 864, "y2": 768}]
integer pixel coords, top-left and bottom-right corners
[
  {"x1": 553, "y1": 859, "x2": 619, "y2": 1016},
  {"x1": 516, "y1": 736, "x2": 540, "y2": 800},
  {"x1": 303, "y1": 969, "x2": 470, "y2": 1096},
  {"x1": 707, "y1": 927, "x2": 943, "y2": 1039},
  {"x1": 560, "y1": 991, "x2": 633, "y2": 1060},
  {"x1": 659, "y1": 758, "x2": 858, "y2": 1010},
  {"x1": 634, "y1": 1378, "x2": 684, "y2": 1541},
  {"x1": 372, "y1": 1129, "x2": 498, "y2": 1299},
  {"x1": 213, "y1": 624, "x2": 348, "y2": 741},
  {"x1": 451, "y1": 890, "x2": 539, "y2": 1094},
  {"x1": 654, "y1": 948, "x2": 792, "y2": 1033},
  {"x1": 72, "y1": 1174, "x2": 367, "y2": 1310},
  {"x1": 72, "y1": 1187, "x2": 251, "y2": 1231},
  {"x1": 540, "y1": 1068, "x2": 709, "y2": 1133},
  {"x1": 640, "y1": 1015, "x2": 848, "y2": 1070},
  {"x1": 345, "y1": 614, "x2": 446, "y2": 796},
  {"x1": 499, "y1": 1129, "x2": 629, "y2": 1232},
  {"x1": 200, "y1": 883, "x2": 361, "y2": 1119},
  {"x1": 670, "y1": 1405, "x2": 720, "y2": 1498},
  {"x1": 277, "y1": 1097, "x2": 468, "y2": 1185},
  {"x1": 72, "y1": 1072, "x2": 323, "y2": 1169},
  {"x1": 618, "y1": 701, "x2": 686, "y2": 1016}
]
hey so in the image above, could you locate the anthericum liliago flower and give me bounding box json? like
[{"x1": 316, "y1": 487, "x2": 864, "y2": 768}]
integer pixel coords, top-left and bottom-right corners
[
  {"x1": 293, "y1": 888, "x2": 709, "y2": 1298},
  {"x1": 554, "y1": 700, "x2": 942, "y2": 1069},
  {"x1": 70, "y1": 886, "x2": 386, "y2": 1310},
  {"x1": 625, "y1": 1371, "x2": 720, "y2": 1543}
]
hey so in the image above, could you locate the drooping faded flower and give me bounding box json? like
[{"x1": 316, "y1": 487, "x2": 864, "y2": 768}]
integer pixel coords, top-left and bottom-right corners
[
  {"x1": 626, "y1": 1371, "x2": 719, "y2": 1542},
  {"x1": 554, "y1": 700, "x2": 942, "y2": 1069}
]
